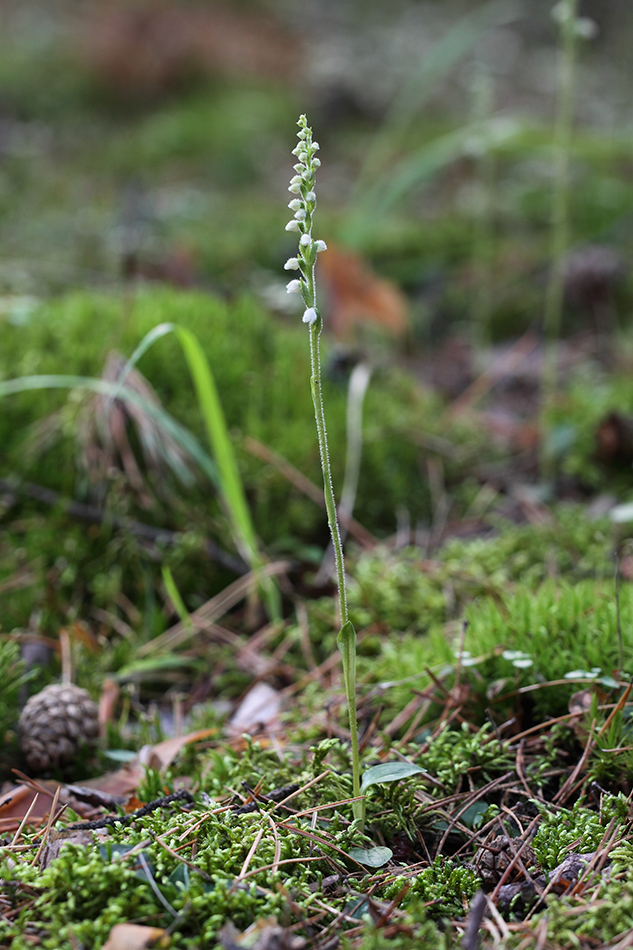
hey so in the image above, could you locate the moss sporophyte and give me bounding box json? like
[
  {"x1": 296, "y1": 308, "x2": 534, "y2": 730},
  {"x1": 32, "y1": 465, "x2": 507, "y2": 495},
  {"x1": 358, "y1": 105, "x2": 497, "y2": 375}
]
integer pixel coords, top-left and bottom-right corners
[{"x1": 284, "y1": 115, "x2": 363, "y2": 826}]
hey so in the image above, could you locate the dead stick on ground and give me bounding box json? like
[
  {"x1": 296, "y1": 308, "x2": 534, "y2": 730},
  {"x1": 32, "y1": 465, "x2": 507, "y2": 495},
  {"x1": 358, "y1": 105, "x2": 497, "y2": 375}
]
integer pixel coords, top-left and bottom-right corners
[{"x1": 444, "y1": 330, "x2": 539, "y2": 420}]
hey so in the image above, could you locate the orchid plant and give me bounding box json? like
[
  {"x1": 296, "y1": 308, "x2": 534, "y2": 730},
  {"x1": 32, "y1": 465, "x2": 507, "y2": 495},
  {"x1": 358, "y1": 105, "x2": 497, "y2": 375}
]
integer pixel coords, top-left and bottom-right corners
[{"x1": 284, "y1": 115, "x2": 363, "y2": 825}]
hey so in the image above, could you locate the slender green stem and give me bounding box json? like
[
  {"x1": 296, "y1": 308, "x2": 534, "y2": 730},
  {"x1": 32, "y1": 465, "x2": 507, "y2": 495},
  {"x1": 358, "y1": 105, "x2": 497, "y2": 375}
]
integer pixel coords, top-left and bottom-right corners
[
  {"x1": 307, "y1": 300, "x2": 363, "y2": 825},
  {"x1": 307, "y1": 329, "x2": 348, "y2": 623},
  {"x1": 540, "y1": 0, "x2": 579, "y2": 479}
]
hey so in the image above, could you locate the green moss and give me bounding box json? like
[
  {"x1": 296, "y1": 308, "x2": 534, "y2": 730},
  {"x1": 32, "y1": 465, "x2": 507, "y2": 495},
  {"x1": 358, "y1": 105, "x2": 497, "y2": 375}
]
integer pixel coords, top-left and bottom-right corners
[
  {"x1": 414, "y1": 723, "x2": 513, "y2": 794},
  {"x1": 380, "y1": 857, "x2": 479, "y2": 917},
  {"x1": 516, "y1": 868, "x2": 633, "y2": 948},
  {"x1": 532, "y1": 795, "x2": 628, "y2": 871},
  {"x1": 0, "y1": 780, "x2": 371, "y2": 950}
]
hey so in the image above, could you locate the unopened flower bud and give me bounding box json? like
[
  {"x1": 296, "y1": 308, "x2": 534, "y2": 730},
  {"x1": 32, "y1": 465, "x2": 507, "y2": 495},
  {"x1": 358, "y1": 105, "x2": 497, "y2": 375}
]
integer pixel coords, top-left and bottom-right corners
[{"x1": 300, "y1": 233, "x2": 311, "y2": 246}]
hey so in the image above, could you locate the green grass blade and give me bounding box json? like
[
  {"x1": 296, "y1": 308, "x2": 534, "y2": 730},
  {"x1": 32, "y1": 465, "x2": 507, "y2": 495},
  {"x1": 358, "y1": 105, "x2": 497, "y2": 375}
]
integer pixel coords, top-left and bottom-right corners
[
  {"x1": 356, "y1": 0, "x2": 518, "y2": 188},
  {"x1": 162, "y1": 564, "x2": 195, "y2": 637},
  {"x1": 343, "y1": 118, "x2": 521, "y2": 245},
  {"x1": 172, "y1": 324, "x2": 258, "y2": 564},
  {"x1": 111, "y1": 323, "x2": 281, "y2": 620}
]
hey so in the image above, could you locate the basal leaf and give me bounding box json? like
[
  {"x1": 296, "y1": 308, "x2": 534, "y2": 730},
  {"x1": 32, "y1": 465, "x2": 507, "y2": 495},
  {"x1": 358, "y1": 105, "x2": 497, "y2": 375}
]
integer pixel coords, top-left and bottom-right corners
[
  {"x1": 348, "y1": 846, "x2": 393, "y2": 867},
  {"x1": 361, "y1": 761, "x2": 428, "y2": 792}
]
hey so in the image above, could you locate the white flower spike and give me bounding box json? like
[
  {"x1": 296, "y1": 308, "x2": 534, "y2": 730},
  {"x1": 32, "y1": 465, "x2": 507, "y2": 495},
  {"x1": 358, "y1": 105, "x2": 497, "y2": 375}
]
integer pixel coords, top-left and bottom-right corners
[{"x1": 283, "y1": 114, "x2": 328, "y2": 330}]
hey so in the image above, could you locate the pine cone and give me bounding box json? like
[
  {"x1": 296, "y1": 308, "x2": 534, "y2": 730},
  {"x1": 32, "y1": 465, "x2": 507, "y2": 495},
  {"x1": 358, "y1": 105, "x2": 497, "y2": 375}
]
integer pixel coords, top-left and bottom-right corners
[{"x1": 19, "y1": 684, "x2": 99, "y2": 772}]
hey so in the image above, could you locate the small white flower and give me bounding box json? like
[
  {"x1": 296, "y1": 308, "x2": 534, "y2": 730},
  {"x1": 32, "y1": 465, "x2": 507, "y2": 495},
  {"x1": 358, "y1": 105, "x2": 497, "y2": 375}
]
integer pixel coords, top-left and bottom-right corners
[
  {"x1": 294, "y1": 209, "x2": 306, "y2": 221},
  {"x1": 302, "y1": 170, "x2": 311, "y2": 180},
  {"x1": 305, "y1": 191, "x2": 316, "y2": 202},
  {"x1": 297, "y1": 130, "x2": 307, "y2": 139},
  {"x1": 315, "y1": 240, "x2": 328, "y2": 253},
  {"x1": 286, "y1": 279, "x2": 302, "y2": 294},
  {"x1": 288, "y1": 199, "x2": 302, "y2": 211},
  {"x1": 288, "y1": 183, "x2": 301, "y2": 194},
  {"x1": 284, "y1": 257, "x2": 300, "y2": 270},
  {"x1": 299, "y1": 233, "x2": 311, "y2": 246},
  {"x1": 293, "y1": 163, "x2": 305, "y2": 172},
  {"x1": 311, "y1": 142, "x2": 320, "y2": 151},
  {"x1": 285, "y1": 219, "x2": 300, "y2": 231},
  {"x1": 312, "y1": 158, "x2": 321, "y2": 167},
  {"x1": 302, "y1": 307, "x2": 317, "y2": 325}
]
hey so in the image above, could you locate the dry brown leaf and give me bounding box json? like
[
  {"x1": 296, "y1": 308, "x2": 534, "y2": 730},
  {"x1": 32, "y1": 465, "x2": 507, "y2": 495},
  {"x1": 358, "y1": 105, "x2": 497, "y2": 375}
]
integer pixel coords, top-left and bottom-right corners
[
  {"x1": 0, "y1": 728, "x2": 214, "y2": 831},
  {"x1": 0, "y1": 780, "x2": 104, "y2": 833},
  {"x1": 103, "y1": 923, "x2": 169, "y2": 950},
  {"x1": 0, "y1": 783, "x2": 55, "y2": 832},
  {"x1": 39, "y1": 827, "x2": 102, "y2": 870},
  {"x1": 228, "y1": 683, "x2": 282, "y2": 737},
  {"x1": 82, "y1": 727, "x2": 217, "y2": 797},
  {"x1": 318, "y1": 244, "x2": 408, "y2": 341}
]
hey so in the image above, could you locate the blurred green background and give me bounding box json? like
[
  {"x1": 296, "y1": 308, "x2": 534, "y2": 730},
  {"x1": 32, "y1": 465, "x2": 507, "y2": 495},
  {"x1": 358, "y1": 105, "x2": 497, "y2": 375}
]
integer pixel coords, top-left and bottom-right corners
[{"x1": 2, "y1": 0, "x2": 633, "y2": 641}]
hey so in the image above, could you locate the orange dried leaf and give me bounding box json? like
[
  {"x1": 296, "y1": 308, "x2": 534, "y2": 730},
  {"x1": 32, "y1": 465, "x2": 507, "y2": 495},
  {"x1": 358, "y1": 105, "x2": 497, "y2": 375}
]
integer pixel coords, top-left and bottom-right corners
[
  {"x1": 318, "y1": 245, "x2": 408, "y2": 341},
  {"x1": 103, "y1": 923, "x2": 169, "y2": 950}
]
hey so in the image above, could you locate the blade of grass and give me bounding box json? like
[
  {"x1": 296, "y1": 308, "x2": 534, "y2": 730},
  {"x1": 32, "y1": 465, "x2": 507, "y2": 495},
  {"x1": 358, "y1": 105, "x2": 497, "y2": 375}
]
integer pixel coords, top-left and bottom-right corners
[
  {"x1": 162, "y1": 564, "x2": 195, "y2": 640},
  {"x1": 355, "y1": 0, "x2": 519, "y2": 188},
  {"x1": 111, "y1": 321, "x2": 280, "y2": 620},
  {"x1": 342, "y1": 117, "x2": 521, "y2": 245}
]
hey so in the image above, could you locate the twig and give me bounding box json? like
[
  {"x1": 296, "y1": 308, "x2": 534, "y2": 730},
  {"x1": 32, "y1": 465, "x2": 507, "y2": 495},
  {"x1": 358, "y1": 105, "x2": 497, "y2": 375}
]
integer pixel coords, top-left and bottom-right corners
[
  {"x1": 445, "y1": 331, "x2": 539, "y2": 419},
  {"x1": 10, "y1": 794, "x2": 40, "y2": 848},
  {"x1": 65, "y1": 789, "x2": 194, "y2": 831},
  {"x1": 235, "y1": 825, "x2": 265, "y2": 882},
  {"x1": 461, "y1": 890, "x2": 487, "y2": 950}
]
